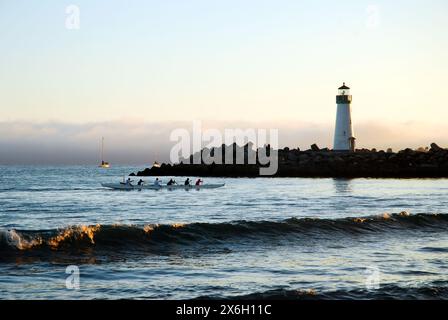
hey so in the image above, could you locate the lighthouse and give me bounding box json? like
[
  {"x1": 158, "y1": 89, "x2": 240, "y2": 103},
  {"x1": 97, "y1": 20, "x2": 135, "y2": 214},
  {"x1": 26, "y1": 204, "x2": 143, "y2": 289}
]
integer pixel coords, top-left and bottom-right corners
[{"x1": 333, "y1": 82, "x2": 355, "y2": 151}]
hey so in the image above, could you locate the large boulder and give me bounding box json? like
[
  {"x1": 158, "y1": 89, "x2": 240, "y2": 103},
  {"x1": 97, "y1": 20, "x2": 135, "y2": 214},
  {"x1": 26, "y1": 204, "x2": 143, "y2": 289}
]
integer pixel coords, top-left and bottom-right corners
[{"x1": 430, "y1": 143, "x2": 444, "y2": 152}]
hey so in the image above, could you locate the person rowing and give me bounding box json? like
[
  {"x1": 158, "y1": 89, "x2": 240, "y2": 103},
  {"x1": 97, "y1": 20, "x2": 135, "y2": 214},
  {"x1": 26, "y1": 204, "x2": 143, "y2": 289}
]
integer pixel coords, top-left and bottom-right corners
[
  {"x1": 154, "y1": 178, "x2": 162, "y2": 187},
  {"x1": 195, "y1": 179, "x2": 203, "y2": 186},
  {"x1": 184, "y1": 178, "x2": 191, "y2": 186},
  {"x1": 167, "y1": 179, "x2": 177, "y2": 186},
  {"x1": 137, "y1": 179, "x2": 144, "y2": 186},
  {"x1": 126, "y1": 178, "x2": 133, "y2": 186}
]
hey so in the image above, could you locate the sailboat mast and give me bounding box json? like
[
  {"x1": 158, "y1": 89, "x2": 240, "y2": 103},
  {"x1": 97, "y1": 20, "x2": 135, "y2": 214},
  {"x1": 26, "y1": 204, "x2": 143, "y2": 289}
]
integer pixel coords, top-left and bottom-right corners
[{"x1": 101, "y1": 137, "x2": 104, "y2": 163}]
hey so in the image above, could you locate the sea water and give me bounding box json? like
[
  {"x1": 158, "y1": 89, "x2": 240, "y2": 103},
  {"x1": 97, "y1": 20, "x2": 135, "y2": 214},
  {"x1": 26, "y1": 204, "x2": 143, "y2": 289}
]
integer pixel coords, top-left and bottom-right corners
[{"x1": 1, "y1": 165, "x2": 448, "y2": 299}]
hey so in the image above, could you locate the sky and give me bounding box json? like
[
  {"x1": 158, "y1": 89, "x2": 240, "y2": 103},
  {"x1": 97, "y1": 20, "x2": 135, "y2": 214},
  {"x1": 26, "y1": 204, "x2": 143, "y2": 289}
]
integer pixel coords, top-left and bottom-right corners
[{"x1": 0, "y1": 0, "x2": 447, "y2": 164}]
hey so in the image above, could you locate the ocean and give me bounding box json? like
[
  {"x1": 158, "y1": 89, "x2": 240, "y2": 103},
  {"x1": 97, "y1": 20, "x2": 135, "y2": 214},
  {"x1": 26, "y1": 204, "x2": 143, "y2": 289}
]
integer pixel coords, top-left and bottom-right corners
[{"x1": 1, "y1": 165, "x2": 448, "y2": 299}]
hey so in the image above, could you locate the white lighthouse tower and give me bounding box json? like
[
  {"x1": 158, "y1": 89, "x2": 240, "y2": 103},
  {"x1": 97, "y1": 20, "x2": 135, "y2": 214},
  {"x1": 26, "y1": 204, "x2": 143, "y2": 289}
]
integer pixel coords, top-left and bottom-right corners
[{"x1": 333, "y1": 82, "x2": 355, "y2": 151}]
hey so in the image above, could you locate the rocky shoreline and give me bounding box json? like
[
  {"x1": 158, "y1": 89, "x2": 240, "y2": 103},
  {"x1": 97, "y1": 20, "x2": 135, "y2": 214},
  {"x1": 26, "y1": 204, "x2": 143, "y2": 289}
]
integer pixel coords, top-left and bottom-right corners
[{"x1": 131, "y1": 143, "x2": 448, "y2": 178}]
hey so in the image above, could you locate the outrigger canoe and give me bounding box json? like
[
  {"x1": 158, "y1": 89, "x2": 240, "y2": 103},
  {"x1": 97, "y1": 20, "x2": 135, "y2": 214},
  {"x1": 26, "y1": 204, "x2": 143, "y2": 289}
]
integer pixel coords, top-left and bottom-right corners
[{"x1": 101, "y1": 183, "x2": 225, "y2": 190}]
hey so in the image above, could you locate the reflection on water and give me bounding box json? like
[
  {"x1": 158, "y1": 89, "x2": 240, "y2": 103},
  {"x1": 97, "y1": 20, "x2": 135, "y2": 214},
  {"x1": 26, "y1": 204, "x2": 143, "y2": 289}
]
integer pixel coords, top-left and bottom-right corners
[{"x1": 332, "y1": 179, "x2": 353, "y2": 194}]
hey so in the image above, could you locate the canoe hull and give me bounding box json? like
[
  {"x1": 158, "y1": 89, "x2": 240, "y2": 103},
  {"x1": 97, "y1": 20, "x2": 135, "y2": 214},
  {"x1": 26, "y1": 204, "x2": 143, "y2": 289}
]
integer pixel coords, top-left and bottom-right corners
[{"x1": 101, "y1": 183, "x2": 225, "y2": 190}]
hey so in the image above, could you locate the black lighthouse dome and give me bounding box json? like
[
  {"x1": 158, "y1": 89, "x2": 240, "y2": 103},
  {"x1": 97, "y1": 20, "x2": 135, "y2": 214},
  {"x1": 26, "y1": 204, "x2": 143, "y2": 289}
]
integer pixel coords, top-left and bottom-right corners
[{"x1": 338, "y1": 82, "x2": 350, "y2": 90}]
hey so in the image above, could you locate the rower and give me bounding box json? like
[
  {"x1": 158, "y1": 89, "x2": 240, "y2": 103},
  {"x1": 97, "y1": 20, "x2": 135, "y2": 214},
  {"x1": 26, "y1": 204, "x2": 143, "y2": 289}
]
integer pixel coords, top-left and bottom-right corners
[
  {"x1": 167, "y1": 178, "x2": 176, "y2": 186},
  {"x1": 195, "y1": 179, "x2": 203, "y2": 186},
  {"x1": 154, "y1": 178, "x2": 161, "y2": 186},
  {"x1": 126, "y1": 178, "x2": 133, "y2": 186},
  {"x1": 137, "y1": 179, "x2": 144, "y2": 186},
  {"x1": 184, "y1": 178, "x2": 191, "y2": 186}
]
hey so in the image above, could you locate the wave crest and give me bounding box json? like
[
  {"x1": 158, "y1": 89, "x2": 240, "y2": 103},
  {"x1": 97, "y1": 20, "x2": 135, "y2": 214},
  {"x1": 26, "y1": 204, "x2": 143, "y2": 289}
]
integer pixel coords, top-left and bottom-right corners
[
  {"x1": 200, "y1": 283, "x2": 448, "y2": 300},
  {"x1": 1, "y1": 212, "x2": 447, "y2": 253}
]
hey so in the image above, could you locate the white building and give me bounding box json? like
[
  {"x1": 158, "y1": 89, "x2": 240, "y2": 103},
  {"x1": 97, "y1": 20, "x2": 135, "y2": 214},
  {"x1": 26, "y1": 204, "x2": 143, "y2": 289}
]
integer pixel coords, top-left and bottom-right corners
[{"x1": 333, "y1": 83, "x2": 355, "y2": 151}]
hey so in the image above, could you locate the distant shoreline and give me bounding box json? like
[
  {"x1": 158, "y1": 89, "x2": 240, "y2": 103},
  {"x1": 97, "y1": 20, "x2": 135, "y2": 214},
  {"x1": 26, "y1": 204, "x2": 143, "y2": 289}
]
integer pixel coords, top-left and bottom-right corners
[{"x1": 130, "y1": 143, "x2": 448, "y2": 179}]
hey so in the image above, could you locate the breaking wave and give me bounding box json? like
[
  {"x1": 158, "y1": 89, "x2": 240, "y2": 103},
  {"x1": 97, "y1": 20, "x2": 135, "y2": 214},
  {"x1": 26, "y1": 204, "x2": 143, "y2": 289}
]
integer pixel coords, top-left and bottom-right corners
[
  {"x1": 1, "y1": 212, "x2": 447, "y2": 255},
  {"x1": 201, "y1": 283, "x2": 448, "y2": 300}
]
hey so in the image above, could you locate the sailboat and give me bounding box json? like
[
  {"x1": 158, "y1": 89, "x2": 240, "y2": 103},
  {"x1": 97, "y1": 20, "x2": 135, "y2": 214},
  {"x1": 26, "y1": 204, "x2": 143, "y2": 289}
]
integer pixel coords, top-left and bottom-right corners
[{"x1": 99, "y1": 137, "x2": 110, "y2": 168}]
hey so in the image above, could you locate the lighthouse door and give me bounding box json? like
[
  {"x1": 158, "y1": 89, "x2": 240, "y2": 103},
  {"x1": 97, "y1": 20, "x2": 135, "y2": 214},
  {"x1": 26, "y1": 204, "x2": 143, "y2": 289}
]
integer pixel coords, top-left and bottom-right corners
[{"x1": 348, "y1": 137, "x2": 356, "y2": 152}]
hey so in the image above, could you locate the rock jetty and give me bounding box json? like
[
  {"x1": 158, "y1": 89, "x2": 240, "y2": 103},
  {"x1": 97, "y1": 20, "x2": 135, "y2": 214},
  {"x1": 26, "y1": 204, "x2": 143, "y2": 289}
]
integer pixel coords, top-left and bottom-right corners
[{"x1": 131, "y1": 143, "x2": 448, "y2": 178}]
